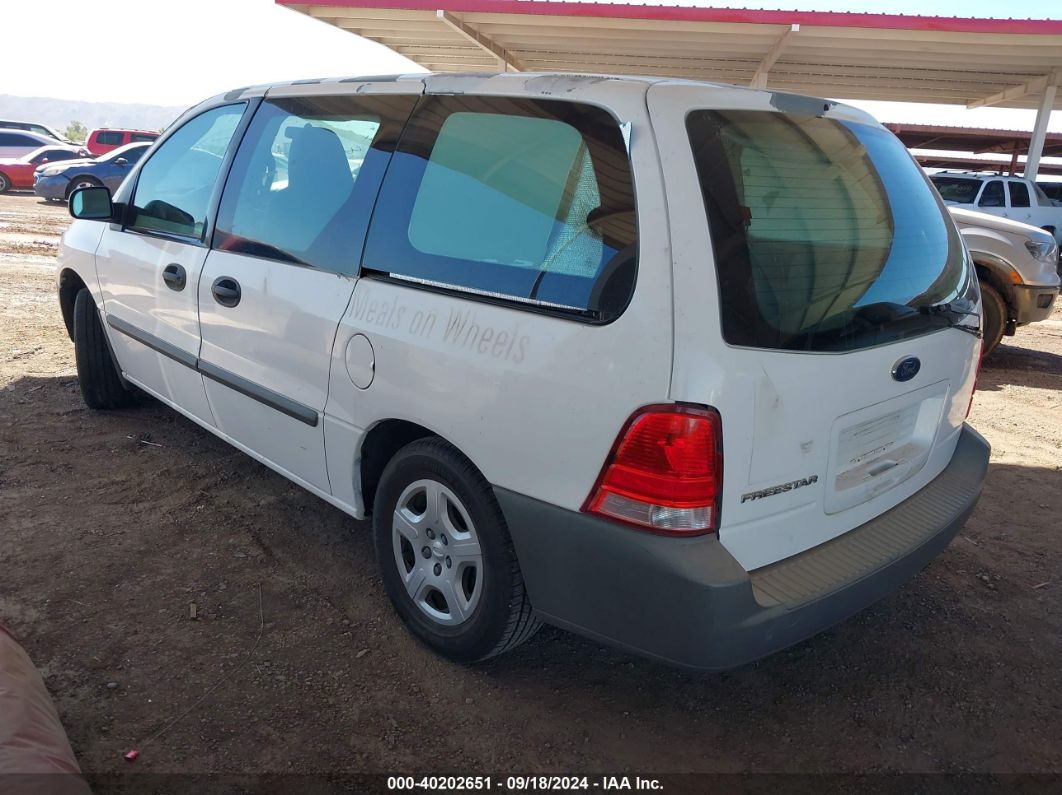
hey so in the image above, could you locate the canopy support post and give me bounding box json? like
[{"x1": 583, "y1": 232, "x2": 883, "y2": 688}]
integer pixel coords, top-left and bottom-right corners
[
  {"x1": 749, "y1": 24, "x2": 799, "y2": 89},
  {"x1": 1024, "y1": 75, "x2": 1057, "y2": 181}
]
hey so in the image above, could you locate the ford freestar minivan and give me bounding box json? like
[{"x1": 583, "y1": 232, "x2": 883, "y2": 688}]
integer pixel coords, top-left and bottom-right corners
[{"x1": 57, "y1": 73, "x2": 989, "y2": 670}]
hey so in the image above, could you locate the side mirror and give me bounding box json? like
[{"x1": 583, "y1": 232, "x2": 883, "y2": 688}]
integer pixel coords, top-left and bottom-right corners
[
  {"x1": 114, "y1": 157, "x2": 128, "y2": 166},
  {"x1": 69, "y1": 186, "x2": 114, "y2": 220}
]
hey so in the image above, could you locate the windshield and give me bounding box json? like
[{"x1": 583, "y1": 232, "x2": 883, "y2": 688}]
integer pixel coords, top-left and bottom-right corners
[
  {"x1": 101, "y1": 143, "x2": 147, "y2": 162},
  {"x1": 22, "y1": 146, "x2": 53, "y2": 162},
  {"x1": 930, "y1": 176, "x2": 982, "y2": 204},
  {"x1": 687, "y1": 109, "x2": 974, "y2": 352}
]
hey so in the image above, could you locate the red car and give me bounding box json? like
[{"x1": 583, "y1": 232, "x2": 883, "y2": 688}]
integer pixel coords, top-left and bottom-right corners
[
  {"x1": 85, "y1": 127, "x2": 159, "y2": 156},
  {"x1": 0, "y1": 146, "x2": 83, "y2": 193}
]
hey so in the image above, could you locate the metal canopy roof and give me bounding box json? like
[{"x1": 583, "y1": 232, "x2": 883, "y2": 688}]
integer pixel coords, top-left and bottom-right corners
[
  {"x1": 913, "y1": 153, "x2": 1062, "y2": 176},
  {"x1": 885, "y1": 123, "x2": 1062, "y2": 157},
  {"x1": 278, "y1": 1, "x2": 1062, "y2": 109}
]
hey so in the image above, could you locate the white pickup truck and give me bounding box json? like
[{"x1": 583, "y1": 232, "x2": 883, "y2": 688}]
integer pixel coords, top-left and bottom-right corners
[
  {"x1": 950, "y1": 208, "x2": 1060, "y2": 355},
  {"x1": 931, "y1": 172, "x2": 1062, "y2": 247}
]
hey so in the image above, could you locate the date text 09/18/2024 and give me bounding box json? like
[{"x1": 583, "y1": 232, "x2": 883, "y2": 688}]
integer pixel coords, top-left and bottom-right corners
[{"x1": 386, "y1": 775, "x2": 664, "y2": 791}]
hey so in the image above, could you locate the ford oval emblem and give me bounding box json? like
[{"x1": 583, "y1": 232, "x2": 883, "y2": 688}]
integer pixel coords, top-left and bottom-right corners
[{"x1": 892, "y1": 356, "x2": 921, "y2": 382}]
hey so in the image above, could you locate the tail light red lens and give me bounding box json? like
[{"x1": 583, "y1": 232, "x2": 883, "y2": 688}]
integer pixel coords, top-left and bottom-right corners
[
  {"x1": 966, "y1": 338, "x2": 984, "y2": 418},
  {"x1": 583, "y1": 404, "x2": 723, "y2": 535}
]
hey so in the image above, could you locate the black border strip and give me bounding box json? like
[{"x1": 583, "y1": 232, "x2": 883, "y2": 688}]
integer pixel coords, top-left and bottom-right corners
[
  {"x1": 106, "y1": 314, "x2": 197, "y2": 368},
  {"x1": 105, "y1": 315, "x2": 319, "y2": 427},
  {"x1": 198, "y1": 360, "x2": 318, "y2": 427}
]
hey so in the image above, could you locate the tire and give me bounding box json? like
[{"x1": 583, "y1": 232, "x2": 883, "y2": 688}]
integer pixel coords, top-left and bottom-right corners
[
  {"x1": 0, "y1": 172, "x2": 10, "y2": 193},
  {"x1": 373, "y1": 438, "x2": 540, "y2": 663},
  {"x1": 65, "y1": 176, "x2": 101, "y2": 200},
  {"x1": 979, "y1": 282, "x2": 1007, "y2": 357},
  {"x1": 73, "y1": 288, "x2": 135, "y2": 409}
]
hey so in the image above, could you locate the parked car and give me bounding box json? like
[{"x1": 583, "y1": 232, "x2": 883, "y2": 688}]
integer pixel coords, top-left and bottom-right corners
[
  {"x1": 0, "y1": 146, "x2": 83, "y2": 193},
  {"x1": 0, "y1": 128, "x2": 86, "y2": 159},
  {"x1": 0, "y1": 119, "x2": 74, "y2": 144},
  {"x1": 1038, "y1": 181, "x2": 1062, "y2": 204},
  {"x1": 930, "y1": 172, "x2": 1062, "y2": 246},
  {"x1": 56, "y1": 74, "x2": 989, "y2": 670},
  {"x1": 950, "y1": 207, "x2": 1060, "y2": 355},
  {"x1": 34, "y1": 142, "x2": 152, "y2": 201},
  {"x1": 84, "y1": 128, "x2": 159, "y2": 156}
]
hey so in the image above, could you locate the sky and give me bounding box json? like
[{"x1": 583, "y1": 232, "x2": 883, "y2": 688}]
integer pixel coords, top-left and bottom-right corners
[{"x1": 0, "y1": 0, "x2": 1059, "y2": 135}]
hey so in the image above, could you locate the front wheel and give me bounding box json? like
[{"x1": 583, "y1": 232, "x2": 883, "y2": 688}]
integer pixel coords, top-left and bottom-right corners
[
  {"x1": 979, "y1": 282, "x2": 1007, "y2": 357},
  {"x1": 65, "y1": 176, "x2": 101, "y2": 200},
  {"x1": 0, "y1": 172, "x2": 10, "y2": 193},
  {"x1": 73, "y1": 288, "x2": 136, "y2": 409},
  {"x1": 373, "y1": 438, "x2": 540, "y2": 663}
]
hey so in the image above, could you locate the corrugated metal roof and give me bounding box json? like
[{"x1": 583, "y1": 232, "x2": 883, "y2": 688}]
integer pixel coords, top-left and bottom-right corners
[
  {"x1": 885, "y1": 123, "x2": 1062, "y2": 156},
  {"x1": 277, "y1": 0, "x2": 1062, "y2": 108}
]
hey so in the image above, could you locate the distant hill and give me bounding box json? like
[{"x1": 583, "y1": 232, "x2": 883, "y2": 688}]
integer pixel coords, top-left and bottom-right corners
[{"x1": 0, "y1": 94, "x2": 187, "y2": 137}]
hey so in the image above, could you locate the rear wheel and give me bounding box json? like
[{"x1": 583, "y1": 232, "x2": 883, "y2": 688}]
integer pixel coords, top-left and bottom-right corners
[
  {"x1": 373, "y1": 438, "x2": 539, "y2": 663},
  {"x1": 979, "y1": 282, "x2": 1007, "y2": 357},
  {"x1": 66, "y1": 176, "x2": 101, "y2": 200},
  {"x1": 0, "y1": 172, "x2": 10, "y2": 193},
  {"x1": 73, "y1": 288, "x2": 135, "y2": 409}
]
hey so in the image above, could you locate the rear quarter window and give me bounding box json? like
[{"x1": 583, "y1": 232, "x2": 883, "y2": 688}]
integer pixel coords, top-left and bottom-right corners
[{"x1": 363, "y1": 96, "x2": 638, "y2": 322}]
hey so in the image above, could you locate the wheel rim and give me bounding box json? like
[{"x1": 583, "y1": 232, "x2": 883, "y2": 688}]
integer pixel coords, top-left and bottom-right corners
[
  {"x1": 74, "y1": 180, "x2": 95, "y2": 190},
  {"x1": 392, "y1": 479, "x2": 483, "y2": 627},
  {"x1": 0, "y1": 175, "x2": 8, "y2": 191}
]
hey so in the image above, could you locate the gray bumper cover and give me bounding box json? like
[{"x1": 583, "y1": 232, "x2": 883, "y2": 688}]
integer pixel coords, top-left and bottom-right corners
[
  {"x1": 497, "y1": 424, "x2": 990, "y2": 671},
  {"x1": 1012, "y1": 283, "x2": 1058, "y2": 325}
]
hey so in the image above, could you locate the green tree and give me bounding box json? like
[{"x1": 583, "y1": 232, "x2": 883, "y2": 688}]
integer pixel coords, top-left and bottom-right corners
[{"x1": 63, "y1": 121, "x2": 87, "y2": 143}]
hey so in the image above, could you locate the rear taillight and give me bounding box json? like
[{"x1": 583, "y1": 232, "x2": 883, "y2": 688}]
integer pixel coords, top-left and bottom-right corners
[
  {"x1": 583, "y1": 404, "x2": 723, "y2": 535},
  {"x1": 966, "y1": 339, "x2": 984, "y2": 418}
]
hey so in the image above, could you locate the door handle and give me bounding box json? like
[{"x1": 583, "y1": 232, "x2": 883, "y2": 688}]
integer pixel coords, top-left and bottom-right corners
[
  {"x1": 211, "y1": 276, "x2": 241, "y2": 308},
  {"x1": 162, "y1": 263, "x2": 186, "y2": 291}
]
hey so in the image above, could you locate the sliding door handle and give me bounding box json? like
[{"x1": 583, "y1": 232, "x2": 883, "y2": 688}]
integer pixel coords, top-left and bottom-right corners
[
  {"x1": 162, "y1": 263, "x2": 186, "y2": 291},
  {"x1": 211, "y1": 276, "x2": 241, "y2": 308}
]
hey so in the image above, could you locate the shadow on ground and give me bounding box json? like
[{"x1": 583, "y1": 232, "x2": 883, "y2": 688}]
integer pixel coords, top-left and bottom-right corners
[{"x1": 2, "y1": 372, "x2": 1060, "y2": 775}]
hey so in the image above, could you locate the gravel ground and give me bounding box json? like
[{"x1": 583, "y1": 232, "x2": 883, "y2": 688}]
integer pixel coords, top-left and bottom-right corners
[{"x1": 1, "y1": 191, "x2": 1061, "y2": 786}]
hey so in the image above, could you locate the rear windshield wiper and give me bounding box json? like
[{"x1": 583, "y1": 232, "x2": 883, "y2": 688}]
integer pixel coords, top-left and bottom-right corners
[{"x1": 919, "y1": 304, "x2": 983, "y2": 338}]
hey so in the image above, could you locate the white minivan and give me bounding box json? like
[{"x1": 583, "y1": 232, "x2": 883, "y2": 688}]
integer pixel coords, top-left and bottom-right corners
[{"x1": 57, "y1": 73, "x2": 989, "y2": 670}]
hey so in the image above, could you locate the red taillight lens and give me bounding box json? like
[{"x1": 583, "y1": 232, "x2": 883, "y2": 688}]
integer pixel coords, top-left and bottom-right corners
[
  {"x1": 583, "y1": 404, "x2": 723, "y2": 535},
  {"x1": 966, "y1": 339, "x2": 984, "y2": 418}
]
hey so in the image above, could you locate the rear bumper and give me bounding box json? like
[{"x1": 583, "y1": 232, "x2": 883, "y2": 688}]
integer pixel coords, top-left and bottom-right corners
[
  {"x1": 1012, "y1": 283, "x2": 1058, "y2": 325},
  {"x1": 499, "y1": 424, "x2": 990, "y2": 671}
]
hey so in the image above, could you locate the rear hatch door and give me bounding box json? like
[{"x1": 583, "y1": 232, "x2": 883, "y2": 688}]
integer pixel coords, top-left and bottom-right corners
[{"x1": 649, "y1": 82, "x2": 981, "y2": 571}]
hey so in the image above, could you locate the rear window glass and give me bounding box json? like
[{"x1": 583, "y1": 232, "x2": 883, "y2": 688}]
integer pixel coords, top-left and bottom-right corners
[
  {"x1": 930, "y1": 176, "x2": 981, "y2": 204},
  {"x1": 687, "y1": 110, "x2": 972, "y2": 352},
  {"x1": 979, "y1": 180, "x2": 1004, "y2": 207},
  {"x1": 364, "y1": 96, "x2": 638, "y2": 322},
  {"x1": 1008, "y1": 181, "x2": 1031, "y2": 208}
]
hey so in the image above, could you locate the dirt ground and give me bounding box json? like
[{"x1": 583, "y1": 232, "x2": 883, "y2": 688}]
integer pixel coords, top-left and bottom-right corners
[{"x1": 1, "y1": 189, "x2": 1061, "y2": 785}]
